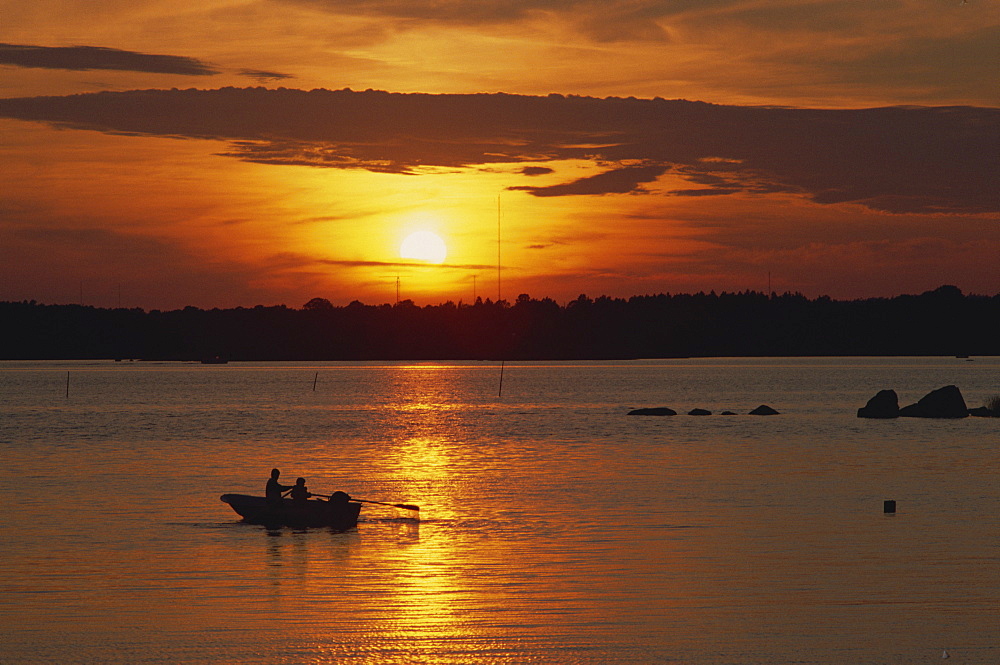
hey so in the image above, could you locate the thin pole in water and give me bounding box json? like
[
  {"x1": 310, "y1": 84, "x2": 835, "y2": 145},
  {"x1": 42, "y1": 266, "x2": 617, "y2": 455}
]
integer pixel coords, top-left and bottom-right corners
[
  {"x1": 312, "y1": 371, "x2": 319, "y2": 392},
  {"x1": 498, "y1": 360, "x2": 505, "y2": 397},
  {"x1": 65, "y1": 371, "x2": 70, "y2": 398}
]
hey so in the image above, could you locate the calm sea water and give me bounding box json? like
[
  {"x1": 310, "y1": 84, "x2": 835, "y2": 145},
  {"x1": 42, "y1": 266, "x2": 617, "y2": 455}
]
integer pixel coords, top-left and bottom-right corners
[{"x1": 1, "y1": 358, "x2": 997, "y2": 664}]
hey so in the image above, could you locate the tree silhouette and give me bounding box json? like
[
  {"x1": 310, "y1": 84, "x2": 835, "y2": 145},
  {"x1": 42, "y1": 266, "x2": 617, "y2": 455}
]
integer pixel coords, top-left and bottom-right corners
[{"x1": 0, "y1": 286, "x2": 996, "y2": 360}]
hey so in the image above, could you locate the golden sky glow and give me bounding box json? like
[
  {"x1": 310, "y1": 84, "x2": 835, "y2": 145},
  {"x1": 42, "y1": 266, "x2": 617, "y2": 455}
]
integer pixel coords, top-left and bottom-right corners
[{"x1": 0, "y1": 0, "x2": 997, "y2": 309}]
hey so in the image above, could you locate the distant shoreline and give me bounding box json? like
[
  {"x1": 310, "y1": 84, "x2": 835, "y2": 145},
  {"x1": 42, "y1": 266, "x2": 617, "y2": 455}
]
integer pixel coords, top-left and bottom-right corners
[{"x1": 2, "y1": 285, "x2": 997, "y2": 361}]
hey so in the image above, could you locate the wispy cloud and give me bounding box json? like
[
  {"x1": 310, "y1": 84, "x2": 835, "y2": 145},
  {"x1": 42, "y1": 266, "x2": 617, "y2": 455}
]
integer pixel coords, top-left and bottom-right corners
[
  {"x1": 260, "y1": 0, "x2": 997, "y2": 106},
  {"x1": 239, "y1": 69, "x2": 296, "y2": 83},
  {"x1": 0, "y1": 88, "x2": 995, "y2": 214},
  {"x1": 0, "y1": 43, "x2": 218, "y2": 76},
  {"x1": 509, "y1": 164, "x2": 669, "y2": 196},
  {"x1": 318, "y1": 258, "x2": 497, "y2": 270},
  {"x1": 278, "y1": 0, "x2": 693, "y2": 42}
]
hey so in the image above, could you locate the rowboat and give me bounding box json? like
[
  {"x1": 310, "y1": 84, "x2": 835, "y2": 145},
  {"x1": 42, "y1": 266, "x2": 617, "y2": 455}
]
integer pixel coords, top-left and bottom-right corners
[{"x1": 220, "y1": 493, "x2": 361, "y2": 529}]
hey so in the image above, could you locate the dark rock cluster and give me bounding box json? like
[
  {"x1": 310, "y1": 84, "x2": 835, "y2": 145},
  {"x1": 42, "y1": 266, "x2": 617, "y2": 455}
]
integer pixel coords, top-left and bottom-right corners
[
  {"x1": 858, "y1": 385, "x2": 998, "y2": 419},
  {"x1": 628, "y1": 404, "x2": 779, "y2": 416}
]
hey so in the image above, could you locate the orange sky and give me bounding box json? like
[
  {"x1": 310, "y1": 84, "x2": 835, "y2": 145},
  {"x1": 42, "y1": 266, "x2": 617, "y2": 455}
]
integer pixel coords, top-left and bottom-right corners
[{"x1": 1, "y1": 0, "x2": 997, "y2": 309}]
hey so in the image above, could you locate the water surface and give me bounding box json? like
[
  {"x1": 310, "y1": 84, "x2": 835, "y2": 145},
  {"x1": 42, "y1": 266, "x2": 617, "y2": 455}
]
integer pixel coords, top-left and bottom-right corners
[{"x1": 1, "y1": 358, "x2": 998, "y2": 663}]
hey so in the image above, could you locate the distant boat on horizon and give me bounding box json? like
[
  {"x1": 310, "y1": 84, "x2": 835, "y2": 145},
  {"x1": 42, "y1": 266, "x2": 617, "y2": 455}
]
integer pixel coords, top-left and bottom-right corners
[{"x1": 200, "y1": 355, "x2": 229, "y2": 364}]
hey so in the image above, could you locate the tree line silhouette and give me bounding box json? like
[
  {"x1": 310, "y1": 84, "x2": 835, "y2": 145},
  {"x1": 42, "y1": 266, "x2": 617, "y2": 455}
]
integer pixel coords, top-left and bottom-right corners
[{"x1": 1, "y1": 285, "x2": 996, "y2": 360}]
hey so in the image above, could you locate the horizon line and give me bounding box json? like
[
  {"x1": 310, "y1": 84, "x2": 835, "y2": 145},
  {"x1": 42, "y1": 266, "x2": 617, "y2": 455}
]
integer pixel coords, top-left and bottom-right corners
[{"x1": 4, "y1": 284, "x2": 993, "y2": 313}]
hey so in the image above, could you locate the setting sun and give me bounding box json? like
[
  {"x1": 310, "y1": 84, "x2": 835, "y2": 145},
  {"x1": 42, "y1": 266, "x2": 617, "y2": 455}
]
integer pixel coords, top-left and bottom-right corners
[{"x1": 400, "y1": 230, "x2": 447, "y2": 264}]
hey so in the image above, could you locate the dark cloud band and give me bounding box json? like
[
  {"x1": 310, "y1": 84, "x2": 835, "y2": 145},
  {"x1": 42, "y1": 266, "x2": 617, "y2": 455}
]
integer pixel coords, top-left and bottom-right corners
[
  {"x1": 0, "y1": 43, "x2": 218, "y2": 75},
  {"x1": 0, "y1": 87, "x2": 995, "y2": 214}
]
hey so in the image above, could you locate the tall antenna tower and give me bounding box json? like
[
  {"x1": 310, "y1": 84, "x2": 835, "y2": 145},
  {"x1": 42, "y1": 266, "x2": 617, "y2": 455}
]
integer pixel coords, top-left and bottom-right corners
[{"x1": 497, "y1": 194, "x2": 502, "y2": 302}]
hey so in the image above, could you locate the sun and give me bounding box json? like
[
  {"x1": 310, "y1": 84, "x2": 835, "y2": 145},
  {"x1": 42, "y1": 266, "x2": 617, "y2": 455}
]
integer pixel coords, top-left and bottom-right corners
[{"x1": 400, "y1": 230, "x2": 447, "y2": 264}]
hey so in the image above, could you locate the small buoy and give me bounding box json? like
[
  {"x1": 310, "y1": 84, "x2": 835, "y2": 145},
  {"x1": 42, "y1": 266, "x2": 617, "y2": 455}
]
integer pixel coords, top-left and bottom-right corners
[{"x1": 884, "y1": 499, "x2": 896, "y2": 513}]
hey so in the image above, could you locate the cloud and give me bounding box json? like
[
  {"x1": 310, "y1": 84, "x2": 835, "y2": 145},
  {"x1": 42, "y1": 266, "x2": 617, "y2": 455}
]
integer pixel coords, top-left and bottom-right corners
[
  {"x1": 317, "y1": 258, "x2": 497, "y2": 270},
  {"x1": 0, "y1": 43, "x2": 218, "y2": 76},
  {"x1": 275, "y1": 0, "x2": 763, "y2": 42},
  {"x1": 509, "y1": 164, "x2": 669, "y2": 196},
  {"x1": 0, "y1": 87, "x2": 995, "y2": 214},
  {"x1": 816, "y1": 26, "x2": 1000, "y2": 99},
  {"x1": 239, "y1": 69, "x2": 296, "y2": 83},
  {"x1": 670, "y1": 188, "x2": 742, "y2": 197},
  {"x1": 279, "y1": 0, "x2": 668, "y2": 40}
]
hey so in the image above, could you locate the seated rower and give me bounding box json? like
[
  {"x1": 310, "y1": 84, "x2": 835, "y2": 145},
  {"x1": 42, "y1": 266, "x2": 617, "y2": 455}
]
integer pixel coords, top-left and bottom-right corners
[
  {"x1": 290, "y1": 477, "x2": 312, "y2": 504},
  {"x1": 265, "y1": 468, "x2": 293, "y2": 509}
]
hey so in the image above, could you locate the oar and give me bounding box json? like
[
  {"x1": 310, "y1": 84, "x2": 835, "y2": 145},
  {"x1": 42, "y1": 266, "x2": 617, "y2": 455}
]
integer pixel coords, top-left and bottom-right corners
[
  {"x1": 356, "y1": 498, "x2": 420, "y2": 511},
  {"x1": 314, "y1": 494, "x2": 419, "y2": 511}
]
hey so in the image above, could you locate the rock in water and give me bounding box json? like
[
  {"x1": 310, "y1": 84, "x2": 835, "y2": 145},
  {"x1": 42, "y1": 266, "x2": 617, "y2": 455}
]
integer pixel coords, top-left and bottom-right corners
[
  {"x1": 688, "y1": 408, "x2": 711, "y2": 416},
  {"x1": 627, "y1": 407, "x2": 677, "y2": 416},
  {"x1": 749, "y1": 405, "x2": 779, "y2": 415},
  {"x1": 858, "y1": 389, "x2": 900, "y2": 418},
  {"x1": 968, "y1": 406, "x2": 999, "y2": 417},
  {"x1": 899, "y1": 385, "x2": 968, "y2": 418}
]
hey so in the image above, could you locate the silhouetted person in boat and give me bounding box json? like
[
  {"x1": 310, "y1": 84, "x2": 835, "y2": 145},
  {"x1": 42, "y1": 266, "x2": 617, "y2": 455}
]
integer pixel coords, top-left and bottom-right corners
[
  {"x1": 290, "y1": 477, "x2": 312, "y2": 504},
  {"x1": 265, "y1": 468, "x2": 292, "y2": 508}
]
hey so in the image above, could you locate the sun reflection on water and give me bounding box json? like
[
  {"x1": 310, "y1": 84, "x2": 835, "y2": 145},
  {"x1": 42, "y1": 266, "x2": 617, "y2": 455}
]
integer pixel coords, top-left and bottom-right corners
[
  {"x1": 322, "y1": 365, "x2": 525, "y2": 659},
  {"x1": 371, "y1": 365, "x2": 480, "y2": 521}
]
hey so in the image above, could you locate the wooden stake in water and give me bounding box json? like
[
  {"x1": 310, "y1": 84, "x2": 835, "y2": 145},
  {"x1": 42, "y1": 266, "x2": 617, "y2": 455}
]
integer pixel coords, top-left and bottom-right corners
[
  {"x1": 65, "y1": 371, "x2": 70, "y2": 398},
  {"x1": 498, "y1": 360, "x2": 505, "y2": 398},
  {"x1": 312, "y1": 371, "x2": 319, "y2": 392}
]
